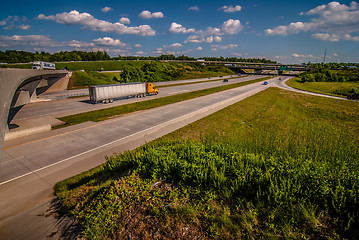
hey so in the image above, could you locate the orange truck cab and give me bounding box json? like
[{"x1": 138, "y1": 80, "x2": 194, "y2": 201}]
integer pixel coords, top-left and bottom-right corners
[{"x1": 146, "y1": 82, "x2": 159, "y2": 95}]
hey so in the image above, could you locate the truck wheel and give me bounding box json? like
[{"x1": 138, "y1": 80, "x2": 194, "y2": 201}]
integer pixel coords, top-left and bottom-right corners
[
  {"x1": 155, "y1": 91, "x2": 158, "y2": 95},
  {"x1": 109, "y1": 98, "x2": 114, "y2": 103},
  {"x1": 105, "y1": 99, "x2": 109, "y2": 104}
]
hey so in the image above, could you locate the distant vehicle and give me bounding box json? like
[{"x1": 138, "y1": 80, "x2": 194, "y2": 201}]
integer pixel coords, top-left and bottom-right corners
[
  {"x1": 347, "y1": 94, "x2": 359, "y2": 100},
  {"x1": 32, "y1": 61, "x2": 55, "y2": 70},
  {"x1": 219, "y1": 76, "x2": 223, "y2": 78},
  {"x1": 279, "y1": 77, "x2": 282, "y2": 80},
  {"x1": 223, "y1": 79, "x2": 228, "y2": 82},
  {"x1": 89, "y1": 82, "x2": 158, "y2": 104},
  {"x1": 263, "y1": 81, "x2": 268, "y2": 85}
]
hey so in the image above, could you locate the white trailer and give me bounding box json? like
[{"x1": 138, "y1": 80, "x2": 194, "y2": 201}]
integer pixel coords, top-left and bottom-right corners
[
  {"x1": 32, "y1": 61, "x2": 56, "y2": 70},
  {"x1": 89, "y1": 82, "x2": 158, "y2": 103}
]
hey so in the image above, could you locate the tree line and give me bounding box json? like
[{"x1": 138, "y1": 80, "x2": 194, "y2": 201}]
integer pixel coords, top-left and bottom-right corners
[
  {"x1": 0, "y1": 50, "x2": 278, "y2": 64},
  {"x1": 0, "y1": 50, "x2": 111, "y2": 63}
]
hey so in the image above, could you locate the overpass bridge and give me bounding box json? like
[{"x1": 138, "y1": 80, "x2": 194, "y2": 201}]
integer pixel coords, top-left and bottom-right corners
[
  {"x1": 0, "y1": 69, "x2": 68, "y2": 158},
  {"x1": 161, "y1": 60, "x2": 313, "y2": 74}
]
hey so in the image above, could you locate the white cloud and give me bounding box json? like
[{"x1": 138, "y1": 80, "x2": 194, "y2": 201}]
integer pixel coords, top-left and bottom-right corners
[
  {"x1": 119, "y1": 17, "x2": 130, "y2": 24},
  {"x1": 184, "y1": 19, "x2": 242, "y2": 43},
  {"x1": 185, "y1": 34, "x2": 222, "y2": 43},
  {"x1": 1, "y1": 15, "x2": 31, "y2": 30},
  {"x1": 67, "y1": 40, "x2": 94, "y2": 48},
  {"x1": 232, "y1": 53, "x2": 242, "y2": 57},
  {"x1": 311, "y1": 33, "x2": 340, "y2": 42},
  {"x1": 214, "y1": 36, "x2": 222, "y2": 42},
  {"x1": 189, "y1": 6, "x2": 200, "y2": 11},
  {"x1": 0, "y1": 35, "x2": 60, "y2": 48},
  {"x1": 168, "y1": 43, "x2": 183, "y2": 48},
  {"x1": 222, "y1": 19, "x2": 243, "y2": 34},
  {"x1": 101, "y1": 7, "x2": 112, "y2": 13},
  {"x1": 92, "y1": 37, "x2": 127, "y2": 47},
  {"x1": 196, "y1": 47, "x2": 203, "y2": 50},
  {"x1": 292, "y1": 53, "x2": 315, "y2": 58},
  {"x1": 138, "y1": 10, "x2": 164, "y2": 19},
  {"x1": 37, "y1": 10, "x2": 156, "y2": 36},
  {"x1": 136, "y1": 51, "x2": 145, "y2": 55},
  {"x1": 18, "y1": 24, "x2": 31, "y2": 30},
  {"x1": 343, "y1": 33, "x2": 359, "y2": 41},
  {"x1": 220, "y1": 5, "x2": 242, "y2": 13},
  {"x1": 169, "y1": 22, "x2": 195, "y2": 34},
  {"x1": 134, "y1": 44, "x2": 142, "y2": 47},
  {"x1": 265, "y1": 1, "x2": 359, "y2": 41},
  {"x1": 211, "y1": 44, "x2": 238, "y2": 50}
]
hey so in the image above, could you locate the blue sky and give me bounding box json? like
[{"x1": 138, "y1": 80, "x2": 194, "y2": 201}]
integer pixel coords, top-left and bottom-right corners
[{"x1": 0, "y1": 0, "x2": 358, "y2": 63}]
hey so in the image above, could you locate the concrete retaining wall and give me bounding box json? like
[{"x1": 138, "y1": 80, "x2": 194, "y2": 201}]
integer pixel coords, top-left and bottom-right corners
[{"x1": 0, "y1": 69, "x2": 67, "y2": 159}]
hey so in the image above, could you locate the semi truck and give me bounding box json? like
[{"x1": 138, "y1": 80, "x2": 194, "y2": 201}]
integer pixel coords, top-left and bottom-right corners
[
  {"x1": 32, "y1": 61, "x2": 56, "y2": 70},
  {"x1": 89, "y1": 82, "x2": 158, "y2": 103}
]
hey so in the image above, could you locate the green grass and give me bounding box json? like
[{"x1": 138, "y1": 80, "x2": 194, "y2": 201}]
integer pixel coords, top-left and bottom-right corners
[
  {"x1": 287, "y1": 78, "x2": 359, "y2": 97},
  {"x1": 157, "y1": 75, "x2": 244, "y2": 88},
  {"x1": 176, "y1": 71, "x2": 234, "y2": 80},
  {"x1": 55, "y1": 87, "x2": 359, "y2": 239},
  {"x1": 57, "y1": 76, "x2": 271, "y2": 128}
]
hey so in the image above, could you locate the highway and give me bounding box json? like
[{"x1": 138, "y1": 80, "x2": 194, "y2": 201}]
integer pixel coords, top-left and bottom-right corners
[
  {"x1": 9, "y1": 74, "x2": 264, "y2": 124},
  {"x1": 0, "y1": 75, "x2": 276, "y2": 239}
]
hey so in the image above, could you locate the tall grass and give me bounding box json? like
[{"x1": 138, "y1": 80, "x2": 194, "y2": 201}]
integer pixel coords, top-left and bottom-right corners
[{"x1": 55, "y1": 88, "x2": 359, "y2": 239}]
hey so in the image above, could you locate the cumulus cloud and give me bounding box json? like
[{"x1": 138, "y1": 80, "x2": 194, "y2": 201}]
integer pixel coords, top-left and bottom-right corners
[
  {"x1": 265, "y1": 1, "x2": 359, "y2": 41},
  {"x1": 220, "y1": 5, "x2": 242, "y2": 13},
  {"x1": 92, "y1": 37, "x2": 127, "y2": 47},
  {"x1": 185, "y1": 19, "x2": 242, "y2": 43},
  {"x1": 169, "y1": 22, "x2": 195, "y2": 34},
  {"x1": 37, "y1": 10, "x2": 156, "y2": 36},
  {"x1": 138, "y1": 10, "x2": 164, "y2": 19},
  {"x1": 134, "y1": 44, "x2": 142, "y2": 47},
  {"x1": 101, "y1": 7, "x2": 112, "y2": 13},
  {"x1": 211, "y1": 44, "x2": 238, "y2": 50},
  {"x1": 17, "y1": 24, "x2": 31, "y2": 30},
  {"x1": 1, "y1": 15, "x2": 31, "y2": 30},
  {"x1": 0, "y1": 34, "x2": 132, "y2": 53},
  {"x1": 311, "y1": 33, "x2": 340, "y2": 42},
  {"x1": 189, "y1": 6, "x2": 200, "y2": 11},
  {"x1": 119, "y1": 17, "x2": 130, "y2": 24},
  {"x1": 292, "y1": 53, "x2": 315, "y2": 58},
  {"x1": 167, "y1": 43, "x2": 183, "y2": 48},
  {"x1": 185, "y1": 34, "x2": 222, "y2": 43},
  {"x1": 0, "y1": 35, "x2": 59, "y2": 48},
  {"x1": 196, "y1": 47, "x2": 203, "y2": 50},
  {"x1": 222, "y1": 19, "x2": 243, "y2": 34}
]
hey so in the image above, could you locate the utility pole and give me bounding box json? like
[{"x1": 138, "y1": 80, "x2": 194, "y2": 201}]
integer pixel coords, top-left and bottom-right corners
[{"x1": 322, "y1": 48, "x2": 327, "y2": 66}]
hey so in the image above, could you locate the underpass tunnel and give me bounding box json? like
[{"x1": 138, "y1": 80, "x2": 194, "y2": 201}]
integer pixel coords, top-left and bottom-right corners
[{"x1": 6, "y1": 74, "x2": 69, "y2": 132}]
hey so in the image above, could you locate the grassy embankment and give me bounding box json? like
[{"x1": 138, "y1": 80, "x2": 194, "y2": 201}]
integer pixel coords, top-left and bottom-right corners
[
  {"x1": 57, "y1": 76, "x2": 271, "y2": 128},
  {"x1": 55, "y1": 87, "x2": 359, "y2": 239},
  {"x1": 156, "y1": 75, "x2": 244, "y2": 89},
  {"x1": 287, "y1": 78, "x2": 359, "y2": 97}
]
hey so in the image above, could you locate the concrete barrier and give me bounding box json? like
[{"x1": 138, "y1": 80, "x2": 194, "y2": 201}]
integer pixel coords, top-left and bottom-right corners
[{"x1": 0, "y1": 69, "x2": 67, "y2": 159}]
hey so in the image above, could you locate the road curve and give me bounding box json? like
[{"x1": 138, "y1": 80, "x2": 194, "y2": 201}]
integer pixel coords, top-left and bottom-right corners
[{"x1": 273, "y1": 77, "x2": 348, "y2": 101}]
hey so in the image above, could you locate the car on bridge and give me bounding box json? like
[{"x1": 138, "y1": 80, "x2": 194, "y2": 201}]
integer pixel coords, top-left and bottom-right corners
[
  {"x1": 223, "y1": 79, "x2": 228, "y2": 82},
  {"x1": 263, "y1": 81, "x2": 268, "y2": 85}
]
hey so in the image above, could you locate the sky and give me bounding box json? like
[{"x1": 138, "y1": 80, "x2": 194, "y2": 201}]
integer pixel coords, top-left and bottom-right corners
[{"x1": 0, "y1": 0, "x2": 358, "y2": 63}]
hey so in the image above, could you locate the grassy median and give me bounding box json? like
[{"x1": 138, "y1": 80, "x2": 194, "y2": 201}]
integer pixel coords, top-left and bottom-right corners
[
  {"x1": 57, "y1": 76, "x2": 271, "y2": 128},
  {"x1": 286, "y1": 78, "x2": 359, "y2": 97}
]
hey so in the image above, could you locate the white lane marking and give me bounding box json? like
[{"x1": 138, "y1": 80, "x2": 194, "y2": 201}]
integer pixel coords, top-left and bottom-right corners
[{"x1": 0, "y1": 80, "x2": 269, "y2": 186}]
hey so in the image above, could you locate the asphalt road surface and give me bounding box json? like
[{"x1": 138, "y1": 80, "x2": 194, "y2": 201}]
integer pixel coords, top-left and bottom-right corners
[{"x1": 0, "y1": 76, "x2": 277, "y2": 239}]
